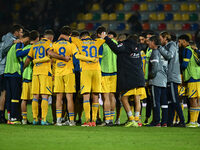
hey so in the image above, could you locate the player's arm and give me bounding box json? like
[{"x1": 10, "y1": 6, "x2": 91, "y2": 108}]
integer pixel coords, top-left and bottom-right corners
[
  {"x1": 47, "y1": 49, "x2": 70, "y2": 62},
  {"x1": 24, "y1": 46, "x2": 33, "y2": 69},
  {"x1": 33, "y1": 56, "x2": 51, "y2": 64},
  {"x1": 72, "y1": 44, "x2": 97, "y2": 62}
]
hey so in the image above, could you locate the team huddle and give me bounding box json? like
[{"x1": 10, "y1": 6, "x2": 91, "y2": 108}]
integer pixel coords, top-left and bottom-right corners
[{"x1": 0, "y1": 24, "x2": 199, "y2": 127}]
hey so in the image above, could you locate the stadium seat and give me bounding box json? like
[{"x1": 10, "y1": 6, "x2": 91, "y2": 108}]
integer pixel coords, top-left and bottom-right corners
[
  {"x1": 124, "y1": 3, "x2": 132, "y2": 11},
  {"x1": 116, "y1": 3, "x2": 124, "y2": 11},
  {"x1": 102, "y1": 23, "x2": 109, "y2": 29},
  {"x1": 141, "y1": 13, "x2": 149, "y2": 21},
  {"x1": 174, "y1": 24, "x2": 182, "y2": 30},
  {"x1": 182, "y1": 13, "x2": 189, "y2": 21},
  {"x1": 150, "y1": 23, "x2": 157, "y2": 30},
  {"x1": 117, "y1": 23, "x2": 126, "y2": 31},
  {"x1": 149, "y1": 13, "x2": 157, "y2": 20},
  {"x1": 190, "y1": 23, "x2": 199, "y2": 31},
  {"x1": 140, "y1": 3, "x2": 148, "y2": 11},
  {"x1": 165, "y1": 13, "x2": 173, "y2": 21},
  {"x1": 92, "y1": 13, "x2": 100, "y2": 21},
  {"x1": 91, "y1": 3, "x2": 100, "y2": 11},
  {"x1": 77, "y1": 22, "x2": 85, "y2": 30},
  {"x1": 70, "y1": 22, "x2": 77, "y2": 30},
  {"x1": 167, "y1": 23, "x2": 174, "y2": 30},
  {"x1": 117, "y1": 13, "x2": 125, "y2": 21},
  {"x1": 186, "y1": 33, "x2": 192, "y2": 40},
  {"x1": 157, "y1": 13, "x2": 165, "y2": 21},
  {"x1": 142, "y1": 23, "x2": 150, "y2": 30},
  {"x1": 146, "y1": 0, "x2": 153, "y2": 2},
  {"x1": 180, "y1": 3, "x2": 188, "y2": 11},
  {"x1": 125, "y1": 24, "x2": 130, "y2": 30},
  {"x1": 156, "y1": 4, "x2": 164, "y2": 11},
  {"x1": 189, "y1": 4, "x2": 196, "y2": 11},
  {"x1": 148, "y1": 3, "x2": 156, "y2": 11},
  {"x1": 173, "y1": 13, "x2": 181, "y2": 21},
  {"x1": 14, "y1": 3, "x2": 21, "y2": 11},
  {"x1": 109, "y1": 23, "x2": 117, "y2": 30},
  {"x1": 93, "y1": 23, "x2": 101, "y2": 30},
  {"x1": 84, "y1": 13, "x2": 92, "y2": 21},
  {"x1": 123, "y1": 0, "x2": 130, "y2": 2},
  {"x1": 101, "y1": 13, "x2": 109, "y2": 20},
  {"x1": 85, "y1": 23, "x2": 94, "y2": 30},
  {"x1": 109, "y1": 13, "x2": 117, "y2": 21},
  {"x1": 158, "y1": 23, "x2": 166, "y2": 30},
  {"x1": 189, "y1": 13, "x2": 198, "y2": 21},
  {"x1": 182, "y1": 23, "x2": 191, "y2": 30},
  {"x1": 125, "y1": 13, "x2": 132, "y2": 21},
  {"x1": 172, "y1": 4, "x2": 179, "y2": 11},
  {"x1": 131, "y1": 4, "x2": 140, "y2": 11},
  {"x1": 77, "y1": 13, "x2": 84, "y2": 20},
  {"x1": 163, "y1": 0, "x2": 170, "y2": 1},
  {"x1": 164, "y1": 4, "x2": 172, "y2": 11}
]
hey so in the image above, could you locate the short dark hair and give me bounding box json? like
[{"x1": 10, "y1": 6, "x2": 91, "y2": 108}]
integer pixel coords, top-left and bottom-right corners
[
  {"x1": 178, "y1": 34, "x2": 190, "y2": 42},
  {"x1": 30, "y1": 30, "x2": 40, "y2": 41},
  {"x1": 149, "y1": 35, "x2": 160, "y2": 45},
  {"x1": 160, "y1": 31, "x2": 171, "y2": 41},
  {"x1": 44, "y1": 29, "x2": 54, "y2": 36},
  {"x1": 127, "y1": 34, "x2": 138, "y2": 41},
  {"x1": 96, "y1": 26, "x2": 106, "y2": 35},
  {"x1": 170, "y1": 33, "x2": 176, "y2": 41},
  {"x1": 22, "y1": 29, "x2": 30, "y2": 38},
  {"x1": 139, "y1": 32, "x2": 147, "y2": 38},
  {"x1": 80, "y1": 31, "x2": 90, "y2": 38},
  {"x1": 60, "y1": 26, "x2": 72, "y2": 36},
  {"x1": 11, "y1": 24, "x2": 23, "y2": 34},
  {"x1": 108, "y1": 31, "x2": 117, "y2": 38},
  {"x1": 71, "y1": 30, "x2": 80, "y2": 37}
]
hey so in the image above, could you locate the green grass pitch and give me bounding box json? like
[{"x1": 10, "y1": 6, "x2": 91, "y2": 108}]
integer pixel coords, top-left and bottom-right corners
[{"x1": 0, "y1": 105, "x2": 200, "y2": 150}]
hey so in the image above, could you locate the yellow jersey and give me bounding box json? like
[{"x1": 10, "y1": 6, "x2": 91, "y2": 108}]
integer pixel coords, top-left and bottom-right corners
[
  {"x1": 27, "y1": 38, "x2": 52, "y2": 76},
  {"x1": 71, "y1": 36, "x2": 105, "y2": 71},
  {"x1": 53, "y1": 39, "x2": 78, "y2": 76}
]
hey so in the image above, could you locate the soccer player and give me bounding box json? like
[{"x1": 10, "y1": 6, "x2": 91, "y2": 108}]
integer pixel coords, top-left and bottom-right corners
[
  {"x1": 0, "y1": 24, "x2": 23, "y2": 123},
  {"x1": 179, "y1": 34, "x2": 200, "y2": 127},
  {"x1": 4, "y1": 30, "x2": 30, "y2": 124},
  {"x1": 53, "y1": 26, "x2": 97, "y2": 126},
  {"x1": 24, "y1": 29, "x2": 70, "y2": 125},
  {"x1": 159, "y1": 31, "x2": 185, "y2": 127},
  {"x1": 21, "y1": 30, "x2": 50, "y2": 124},
  {"x1": 101, "y1": 33, "x2": 146, "y2": 127},
  {"x1": 100, "y1": 31, "x2": 117, "y2": 126},
  {"x1": 70, "y1": 27, "x2": 105, "y2": 126}
]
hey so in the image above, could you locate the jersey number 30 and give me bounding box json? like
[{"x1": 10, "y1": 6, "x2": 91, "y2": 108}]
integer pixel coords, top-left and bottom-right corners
[{"x1": 82, "y1": 46, "x2": 97, "y2": 57}]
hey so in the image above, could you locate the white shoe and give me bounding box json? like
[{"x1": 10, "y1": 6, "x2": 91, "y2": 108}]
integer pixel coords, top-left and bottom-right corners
[
  {"x1": 115, "y1": 119, "x2": 120, "y2": 125},
  {"x1": 55, "y1": 122, "x2": 63, "y2": 126},
  {"x1": 62, "y1": 120, "x2": 70, "y2": 126},
  {"x1": 69, "y1": 121, "x2": 76, "y2": 126},
  {"x1": 22, "y1": 119, "x2": 27, "y2": 125}
]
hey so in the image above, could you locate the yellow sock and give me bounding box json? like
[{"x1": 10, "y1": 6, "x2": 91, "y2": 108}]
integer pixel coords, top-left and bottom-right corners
[
  {"x1": 32, "y1": 98, "x2": 38, "y2": 121},
  {"x1": 134, "y1": 111, "x2": 140, "y2": 121},
  {"x1": 69, "y1": 112, "x2": 75, "y2": 121},
  {"x1": 56, "y1": 109, "x2": 62, "y2": 119},
  {"x1": 130, "y1": 105, "x2": 134, "y2": 113},
  {"x1": 104, "y1": 111, "x2": 110, "y2": 122},
  {"x1": 98, "y1": 105, "x2": 101, "y2": 119},
  {"x1": 173, "y1": 111, "x2": 177, "y2": 123},
  {"x1": 83, "y1": 100, "x2": 90, "y2": 122},
  {"x1": 181, "y1": 103, "x2": 184, "y2": 110},
  {"x1": 22, "y1": 112, "x2": 27, "y2": 120},
  {"x1": 190, "y1": 107, "x2": 196, "y2": 123},
  {"x1": 127, "y1": 111, "x2": 134, "y2": 121},
  {"x1": 195, "y1": 107, "x2": 200, "y2": 122},
  {"x1": 41, "y1": 98, "x2": 49, "y2": 122},
  {"x1": 110, "y1": 111, "x2": 115, "y2": 121},
  {"x1": 92, "y1": 103, "x2": 99, "y2": 122}
]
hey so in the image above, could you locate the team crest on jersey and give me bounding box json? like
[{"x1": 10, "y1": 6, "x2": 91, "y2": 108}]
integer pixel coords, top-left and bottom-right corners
[
  {"x1": 49, "y1": 43, "x2": 53, "y2": 47},
  {"x1": 35, "y1": 63, "x2": 42, "y2": 66},
  {"x1": 57, "y1": 62, "x2": 66, "y2": 67},
  {"x1": 117, "y1": 43, "x2": 123, "y2": 47}
]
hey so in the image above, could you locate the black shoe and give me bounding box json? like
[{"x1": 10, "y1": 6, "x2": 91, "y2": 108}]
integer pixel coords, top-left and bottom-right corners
[
  {"x1": 0, "y1": 117, "x2": 7, "y2": 124},
  {"x1": 167, "y1": 123, "x2": 174, "y2": 127},
  {"x1": 174, "y1": 122, "x2": 186, "y2": 127},
  {"x1": 96, "y1": 119, "x2": 102, "y2": 125}
]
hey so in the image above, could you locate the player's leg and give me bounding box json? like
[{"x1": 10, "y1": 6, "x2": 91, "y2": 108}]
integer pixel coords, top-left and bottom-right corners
[
  {"x1": 0, "y1": 90, "x2": 6, "y2": 123},
  {"x1": 102, "y1": 93, "x2": 111, "y2": 125},
  {"x1": 144, "y1": 87, "x2": 152, "y2": 125},
  {"x1": 115, "y1": 93, "x2": 122, "y2": 125},
  {"x1": 66, "y1": 93, "x2": 75, "y2": 126},
  {"x1": 91, "y1": 93, "x2": 99, "y2": 126},
  {"x1": 55, "y1": 93, "x2": 63, "y2": 126},
  {"x1": 121, "y1": 95, "x2": 138, "y2": 127},
  {"x1": 110, "y1": 93, "x2": 116, "y2": 124},
  {"x1": 160, "y1": 87, "x2": 168, "y2": 127}
]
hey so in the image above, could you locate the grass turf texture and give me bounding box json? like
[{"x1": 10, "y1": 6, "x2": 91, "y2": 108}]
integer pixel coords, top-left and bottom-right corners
[{"x1": 0, "y1": 105, "x2": 200, "y2": 150}]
